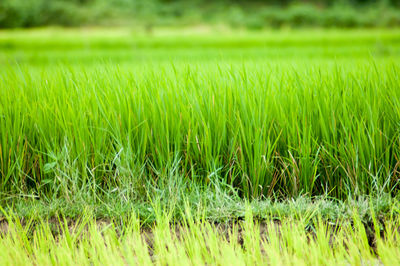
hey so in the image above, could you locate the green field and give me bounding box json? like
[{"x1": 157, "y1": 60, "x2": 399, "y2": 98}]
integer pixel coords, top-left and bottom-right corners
[{"x1": 1, "y1": 28, "x2": 400, "y2": 264}]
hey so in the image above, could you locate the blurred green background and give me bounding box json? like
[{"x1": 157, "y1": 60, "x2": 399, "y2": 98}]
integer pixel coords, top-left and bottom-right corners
[{"x1": 1, "y1": 0, "x2": 400, "y2": 29}]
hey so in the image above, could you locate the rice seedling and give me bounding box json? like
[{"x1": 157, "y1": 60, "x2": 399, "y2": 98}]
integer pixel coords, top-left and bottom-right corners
[{"x1": 0, "y1": 206, "x2": 399, "y2": 265}]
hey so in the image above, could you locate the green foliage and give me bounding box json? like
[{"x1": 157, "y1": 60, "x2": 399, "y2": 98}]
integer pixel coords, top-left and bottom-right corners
[
  {"x1": 0, "y1": 0, "x2": 91, "y2": 27},
  {"x1": 0, "y1": 0, "x2": 400, "y2": 28}
]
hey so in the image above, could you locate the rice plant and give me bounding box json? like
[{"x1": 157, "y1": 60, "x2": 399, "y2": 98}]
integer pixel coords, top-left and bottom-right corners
[{"x1": 1, "y1": 29, "x2": 400, "y2": 200}]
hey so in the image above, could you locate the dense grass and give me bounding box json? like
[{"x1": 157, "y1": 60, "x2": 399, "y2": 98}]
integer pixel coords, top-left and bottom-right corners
[
  {"x1": 1, "y1": 29, "x2": 400, "y2": 203},
  {"x1": 1, "y1": 27, "x2": 400, "y2": 266}
]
